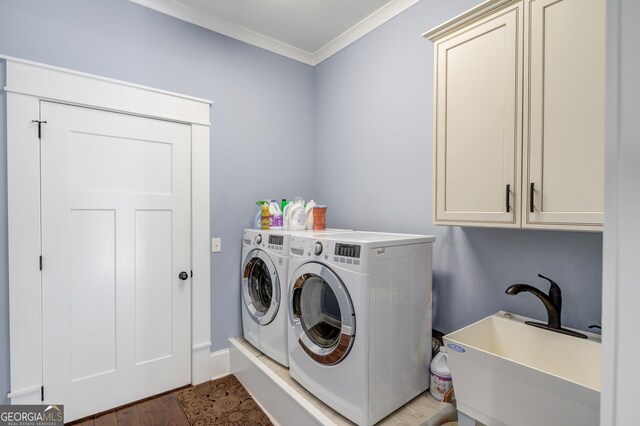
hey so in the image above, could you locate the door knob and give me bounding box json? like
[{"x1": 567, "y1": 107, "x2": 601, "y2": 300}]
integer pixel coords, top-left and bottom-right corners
[{"x1": 179, "y1": 271, "x2": 189, "y2": 281}]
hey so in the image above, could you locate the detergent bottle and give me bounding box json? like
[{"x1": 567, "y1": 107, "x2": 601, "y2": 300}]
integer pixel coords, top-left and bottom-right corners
[
  {"x1": 254, "y1": 201, "x2": 268, "y2": 229},
  {"x1": 429, "y1": 347, "x2": 452, "y2": 401},
  {"x1": 282, "y1": 200, "x2": 293, "y2": 230},
  {"x1": 269, "y1": 199, "x2": 283, "y2": 229},
  {"x1": 288, "y1": 198, "x2": 306, "y2": 231},
  {"x1": 305, "y1": 199, "x2": 317, "y2": 230}
]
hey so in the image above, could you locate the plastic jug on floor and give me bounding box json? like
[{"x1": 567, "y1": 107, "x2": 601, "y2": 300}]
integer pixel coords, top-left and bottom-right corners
[{"x1": 430, "y1": 347, "x2": 452, "y2": 401}]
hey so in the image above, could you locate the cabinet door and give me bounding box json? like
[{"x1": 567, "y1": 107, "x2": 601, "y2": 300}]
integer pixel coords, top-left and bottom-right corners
[
  {"x1": 434, "y1": 3, "x2": 523, "y2": 227},
  {"x1": 523, "y1": 0, "x2": 605, "y2": 230}
]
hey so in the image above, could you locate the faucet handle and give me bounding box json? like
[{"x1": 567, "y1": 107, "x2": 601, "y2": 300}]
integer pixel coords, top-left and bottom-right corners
[
  {"x1": 538, "y1": 274, "x2": 558, "y2": 287},
  {"x1": 538, "y1": 274, "x2": 560, "y2": 291},
  {"x1": 538, "y1": 273, "x2": 562, "y2": 311}
]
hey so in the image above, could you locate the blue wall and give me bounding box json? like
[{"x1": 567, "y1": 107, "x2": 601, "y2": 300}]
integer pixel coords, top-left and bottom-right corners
[
  {"x1": 314, "y1": 0, "x2": 603, "y2": 334},
  {"x1": 0, "y1": 0, "x2": 316, "y2": 403},
  {"x1": 0, "y1": 0, "x2": 603, "y2": 407}
]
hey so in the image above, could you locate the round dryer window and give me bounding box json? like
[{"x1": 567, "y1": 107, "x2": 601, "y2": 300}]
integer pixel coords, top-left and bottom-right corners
[
  {"x1": 290, "y1": 262, "x2": 355, "y2": 365},
  {"x1": 242, "y1": 249, "x2": 280, "y2": 325}
]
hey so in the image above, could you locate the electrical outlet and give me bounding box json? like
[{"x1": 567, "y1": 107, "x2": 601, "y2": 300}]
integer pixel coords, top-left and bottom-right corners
[{"x1": 211, "y1": 237, "x2": 221, "y2": 253}]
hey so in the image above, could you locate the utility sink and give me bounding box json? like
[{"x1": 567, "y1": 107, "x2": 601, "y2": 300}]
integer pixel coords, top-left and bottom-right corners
[{"x1": 443, "y1": 311, "x2": 601, "y2": 426}]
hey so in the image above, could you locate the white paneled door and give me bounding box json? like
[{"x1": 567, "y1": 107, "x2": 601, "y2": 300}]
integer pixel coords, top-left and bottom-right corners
[{"x1": 40, "y1": 101, "x2": 192, "y2": 421}]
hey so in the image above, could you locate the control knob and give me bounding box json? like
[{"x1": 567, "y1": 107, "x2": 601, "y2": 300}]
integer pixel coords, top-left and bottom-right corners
[
  {"x1": 255, "y1": 234, "x2": 262, "y2": 245},
  {"x1": 314, "y1": 242, "x2": 323, "y2": 256}
]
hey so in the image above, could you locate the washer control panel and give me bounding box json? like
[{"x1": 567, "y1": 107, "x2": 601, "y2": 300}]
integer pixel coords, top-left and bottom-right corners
[
  {"x1": 243, "y1": 230, "x2": 290, "y2": 253},
  {"x1": 289, "y1": 236, "x2": 367, "y2": 271},
  {"x1": 269, "y1": 235, "x2": 283, "y2": 246},
  {"x1": 335, "y1": 243, "x2": 361, "y2": 258},
  {"x1": 266, "y1": 234, "x2": 286, "y2": 252}
]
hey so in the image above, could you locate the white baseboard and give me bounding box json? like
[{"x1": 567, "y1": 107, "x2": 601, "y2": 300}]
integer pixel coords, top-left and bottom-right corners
[
  {"x1": 191, "y1": 342, "x2": 213, "y2": 385},
  {"x1": 8, "y1": 385, "x2": 41, "y2": 404},
  {"x1": 210, "y1": 348, "x2": 231, "y2": 380}
]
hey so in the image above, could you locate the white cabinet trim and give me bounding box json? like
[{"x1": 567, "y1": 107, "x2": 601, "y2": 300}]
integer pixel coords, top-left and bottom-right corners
[{"x1": 4, "y1": 56, "x2": 212, "y2": 401}]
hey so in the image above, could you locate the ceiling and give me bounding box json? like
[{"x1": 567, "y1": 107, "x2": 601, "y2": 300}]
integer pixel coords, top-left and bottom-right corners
[{"x1": 129, "y1": 0, "x2": 421, "y2": 66}]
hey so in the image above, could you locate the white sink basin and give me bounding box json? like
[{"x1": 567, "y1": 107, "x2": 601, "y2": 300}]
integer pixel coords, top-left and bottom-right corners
[{"x1": 443, "y1": 311, "x2": 601, "y2": 426}]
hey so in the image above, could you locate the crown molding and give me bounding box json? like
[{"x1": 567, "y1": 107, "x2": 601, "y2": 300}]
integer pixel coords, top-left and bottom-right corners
[
  {"x1": 129, "y1": 0, "x2": 315, "y2": 65},
  {"x1": 312, "y1": 0, "x2": 421, "y2": 65},
  {"x1": 129, "y1": 0, "x2": 421, "y2": 66},
  {"x1": 422, "y1": 0, "x2": 516, "y2": 41}
]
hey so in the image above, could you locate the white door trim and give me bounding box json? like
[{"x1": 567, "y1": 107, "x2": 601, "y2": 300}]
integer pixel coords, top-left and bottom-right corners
[{"x1": 3, "y1": 55, "x2": 212, "y2": 403}]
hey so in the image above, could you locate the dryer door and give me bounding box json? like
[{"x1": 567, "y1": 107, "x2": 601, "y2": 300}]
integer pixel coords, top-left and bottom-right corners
[
  {"x1": 290, "y1": 262, "x2": 355, "y2": 365},
  {"x1": 242, "y1": 249, "x2": 280, "y2": 325}
]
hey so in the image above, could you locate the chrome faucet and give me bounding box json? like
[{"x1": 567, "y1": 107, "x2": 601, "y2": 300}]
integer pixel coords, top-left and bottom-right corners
[{"x1": 506, "y1": 274, "x2": 587, "y2": 339}]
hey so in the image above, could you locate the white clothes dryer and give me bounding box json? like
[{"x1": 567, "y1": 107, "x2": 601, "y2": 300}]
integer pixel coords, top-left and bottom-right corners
[
  {"x1": 287, "y1": 231, "x2": 435, "y2": 426},
  {"x1": 241, "y1": 228, "x2": 351, "y2": 367}
]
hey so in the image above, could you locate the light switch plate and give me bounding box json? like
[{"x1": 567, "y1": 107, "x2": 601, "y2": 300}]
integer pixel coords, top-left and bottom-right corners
[{"x1": 211, "y1": 237, "x2": 221, "y2": 253}]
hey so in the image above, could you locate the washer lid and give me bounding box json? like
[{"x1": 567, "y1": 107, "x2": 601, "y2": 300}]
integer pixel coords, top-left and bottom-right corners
[
  {"x1": 290, "y1": 262, "x2": 355, "y2": 365},
  {"x1": 242, "y1": 249, "x2": 280, "y2": 326}
]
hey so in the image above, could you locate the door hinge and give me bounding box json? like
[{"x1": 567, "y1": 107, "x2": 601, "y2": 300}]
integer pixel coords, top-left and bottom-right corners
[
  {"x1": 31, "y1": 120, "x2": 47, "y2": 139},
  {"x1": 39, "y1": 256, "x2": 43, "y2": 271},
  {"x1": 41, "y1": 385, "x2": 44, "y2": 402}
]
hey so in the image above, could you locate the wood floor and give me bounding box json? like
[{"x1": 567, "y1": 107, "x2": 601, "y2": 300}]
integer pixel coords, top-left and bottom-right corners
[{"x1": 70, "y1": 389, "x2": 190, "y2": 426}]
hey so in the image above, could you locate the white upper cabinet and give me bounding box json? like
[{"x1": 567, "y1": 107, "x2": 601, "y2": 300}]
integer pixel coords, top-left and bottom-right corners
[
  {"x1": 434, "y1": 2, "x2": 523, "y2": 227},
  {"x1": 523, "y1": 0, "x2": 605, "y2": 229},
  {"x1": 425, "y1": 0, "x2": 604, "y2": 231}
]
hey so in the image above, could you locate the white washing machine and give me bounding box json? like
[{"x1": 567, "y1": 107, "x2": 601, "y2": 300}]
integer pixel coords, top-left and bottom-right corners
[
  {"x1": 241, "y1": 228, "x2": 351, "y2": 367},
  {"x1": 241, "y1": 229, "x2": 290, "y2": 366},
  {"x1": 287, "y1": 231, "x2": 435, "y2": 425}
]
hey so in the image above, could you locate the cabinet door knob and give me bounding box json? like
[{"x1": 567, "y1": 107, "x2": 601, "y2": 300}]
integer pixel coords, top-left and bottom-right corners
[
  {"x1": 179, "y1": 271, "x2": 189, "y2": 281},
  {"x1": 530, "y1": 182, "x2": 535, "y2": 213}
]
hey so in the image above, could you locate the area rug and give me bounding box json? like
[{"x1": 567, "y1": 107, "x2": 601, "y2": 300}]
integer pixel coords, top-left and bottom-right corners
[{"x1": 176, "y1": 374, "x2": 273, "y2": 426}]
